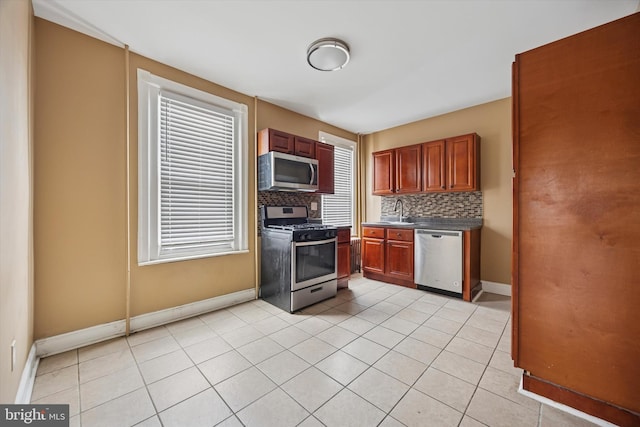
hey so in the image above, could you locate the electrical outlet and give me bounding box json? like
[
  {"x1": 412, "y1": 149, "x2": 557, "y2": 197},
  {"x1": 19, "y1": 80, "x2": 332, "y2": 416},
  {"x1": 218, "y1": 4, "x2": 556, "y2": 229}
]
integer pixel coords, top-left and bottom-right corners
[
  {"x1": 10, "y1": 340, "x2": 16, "y2": 372},
  {"x1": 311, "y1": 202, "x2": 318, "y2": 211}
]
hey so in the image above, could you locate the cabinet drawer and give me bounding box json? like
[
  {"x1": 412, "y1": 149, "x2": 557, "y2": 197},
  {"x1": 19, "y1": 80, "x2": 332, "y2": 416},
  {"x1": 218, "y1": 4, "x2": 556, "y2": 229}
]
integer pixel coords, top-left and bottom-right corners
[
  {"x1": 386, "y1": 228, "x2": 414, "y2": 242},
  {"x1": 363, "y1": 227, "x2": 385, "y2": 239}
]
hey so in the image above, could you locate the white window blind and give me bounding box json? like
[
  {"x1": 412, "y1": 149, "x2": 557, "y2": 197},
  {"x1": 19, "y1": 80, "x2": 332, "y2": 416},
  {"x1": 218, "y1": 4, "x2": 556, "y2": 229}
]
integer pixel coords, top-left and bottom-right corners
[
  {"x1": 322, "y1": 139, "x2": 356, "y2": 228},
  {"x1": 138, "y1": 69, "x2": 248, "y2": 264},
  {"x1": 159, "y1": 92, "x2": 234, "y2": 253}
]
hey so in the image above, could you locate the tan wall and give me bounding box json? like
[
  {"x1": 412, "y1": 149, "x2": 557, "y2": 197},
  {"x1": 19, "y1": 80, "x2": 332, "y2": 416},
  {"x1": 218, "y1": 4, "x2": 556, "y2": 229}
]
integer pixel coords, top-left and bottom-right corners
[
  {"x1": 0, "y1": 0, "x2": 34, "y2": 401},
  {"x1": 128, "y1": 55, "x2": 256, "y2": 316},
  {"x1": 34, "y1": 20, "x2": 257, "y2": 338},
  {"x1": 363, "y1": 99, "x2": 512, "y2": 284},
  {"x1": 34, "y1": 19, "x2": 127, "y2": 338},
  {"x1": 256, "y1": 100, "x2": 356, "y2": 142}
]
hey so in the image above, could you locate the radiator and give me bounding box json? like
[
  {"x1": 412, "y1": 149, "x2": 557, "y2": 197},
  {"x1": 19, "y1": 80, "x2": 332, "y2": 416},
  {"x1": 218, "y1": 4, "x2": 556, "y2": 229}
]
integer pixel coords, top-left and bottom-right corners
[{"x1": 350, "y1": 237, "x2": 361, "y2": 273}]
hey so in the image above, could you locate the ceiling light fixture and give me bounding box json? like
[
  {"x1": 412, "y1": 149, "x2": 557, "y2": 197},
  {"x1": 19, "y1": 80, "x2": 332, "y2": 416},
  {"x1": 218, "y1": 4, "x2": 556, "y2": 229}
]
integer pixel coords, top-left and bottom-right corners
[{"x1": 307, "y1": 38, "x2": 350, "y2": 71}]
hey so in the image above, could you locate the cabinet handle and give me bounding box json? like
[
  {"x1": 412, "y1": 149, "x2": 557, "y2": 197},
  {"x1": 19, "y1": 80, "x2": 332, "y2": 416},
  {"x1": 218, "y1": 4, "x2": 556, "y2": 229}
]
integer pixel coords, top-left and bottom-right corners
[
  {"x1": 441, "y1": 186, "x2": 445, "y2": 189},
  {"x1": 450, "y1": 185, "x2": 454, "y2": 188}
]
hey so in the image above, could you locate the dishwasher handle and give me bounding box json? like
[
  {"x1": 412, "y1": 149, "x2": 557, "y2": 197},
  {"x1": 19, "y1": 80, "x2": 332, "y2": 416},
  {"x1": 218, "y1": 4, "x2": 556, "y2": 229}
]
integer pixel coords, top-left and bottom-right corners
[{"x1": 415, "y1": 229, "x2": 462, "y2": 238}]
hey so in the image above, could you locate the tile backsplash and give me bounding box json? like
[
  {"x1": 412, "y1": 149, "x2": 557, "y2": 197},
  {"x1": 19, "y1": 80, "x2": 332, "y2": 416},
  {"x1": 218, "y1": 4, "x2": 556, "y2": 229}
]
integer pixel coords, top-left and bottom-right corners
[
  {"x1": 258, "y1": 191, "x2": 322, "y2": 235},
  {"x1": 381, "y1": 191, "x2": 483, "y2": 219}
]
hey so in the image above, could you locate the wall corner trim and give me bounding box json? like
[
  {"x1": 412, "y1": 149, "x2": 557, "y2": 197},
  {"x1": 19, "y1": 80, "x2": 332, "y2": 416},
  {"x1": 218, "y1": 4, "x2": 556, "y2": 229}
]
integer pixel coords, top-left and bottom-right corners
[
  {"x1": 35, "y1": 288, "x2": 256, "y2": 358},
  {"x1": 480, "y1": 280, "x2": 512, "y2": 296},
  {"x1": 14, "y1": 344, "x2": 38, "y2": 404}
]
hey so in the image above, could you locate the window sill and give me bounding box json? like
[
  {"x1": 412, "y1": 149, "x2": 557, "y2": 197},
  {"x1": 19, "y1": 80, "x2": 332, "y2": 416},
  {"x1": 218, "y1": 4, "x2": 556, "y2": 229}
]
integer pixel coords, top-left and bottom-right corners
[{"x1": 138, "y1": 249, "x2": 250, "y2": 267}]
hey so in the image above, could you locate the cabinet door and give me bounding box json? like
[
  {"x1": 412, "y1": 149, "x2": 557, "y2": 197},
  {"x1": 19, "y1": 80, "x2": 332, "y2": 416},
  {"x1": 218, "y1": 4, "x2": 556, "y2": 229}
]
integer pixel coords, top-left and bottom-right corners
[
  {"x1": 315, "y1": 141, "x2": 335, "y2": 194},
  {"x1": 422, "y1": 140, "x2": 446, "y2": 192},
  {"x1": 258, "y1": 129, "x2": 294, "y2": 154},
  {"x1": 337, "y1": 242, "x2": 351, "y2": 279},
  {"x1": 372, "y1": 150, "x2": 395, "y2": 195},
  {"x1": 385, "y1": 240, "x2": 414, "y2": 281},
  {"x1": 396, "y1": 144, "x2": 422, "y2": 193},
  {"x1": 362, "y1": 237, "x2": 385, "y2": 274},
  {"x1": 446, "y1": 134, "x2": 478, "y2": 191},
  {"x1": 294, "y1": 136, "x2": 316, "y2": 158}
]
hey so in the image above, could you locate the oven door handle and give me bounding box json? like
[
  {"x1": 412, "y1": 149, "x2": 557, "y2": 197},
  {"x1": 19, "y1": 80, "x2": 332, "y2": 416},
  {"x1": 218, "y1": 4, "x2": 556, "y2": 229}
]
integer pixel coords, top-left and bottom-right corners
[{"x1": 293, "y1": 237, "x2": 337, "y2": 247}]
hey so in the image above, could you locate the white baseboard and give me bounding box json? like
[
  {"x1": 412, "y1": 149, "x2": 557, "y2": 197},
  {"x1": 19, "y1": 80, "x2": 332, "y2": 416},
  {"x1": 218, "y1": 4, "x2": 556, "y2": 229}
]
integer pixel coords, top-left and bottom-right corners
[
  {"x1": 36, "y1": 320, "x2": 126, "y2": 358},
  {"x1": 35, "y1": 288, "x2": 256, "y2": 358},
  {"x1": 518, "y1": 376, "x2": 616, "y2": 427},
  {"x1": 14, "y1": 344, "x2": 38, "y2": 404},
  {"x1": 129, "y1": 288, "x2": 255, "y2": 332},
  {"x1": 480, "y1": 280, "x2": 511, "y2": 296}
]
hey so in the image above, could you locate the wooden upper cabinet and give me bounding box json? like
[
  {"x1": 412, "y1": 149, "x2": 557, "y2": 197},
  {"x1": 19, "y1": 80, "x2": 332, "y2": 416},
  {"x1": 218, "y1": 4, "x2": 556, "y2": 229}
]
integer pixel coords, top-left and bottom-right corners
[
  {"x1": 396, "y1": 144, "x2": 422, "y2": 193},
  {"x1": 422, "y1": 140, "x2": 446, "y2": 192},
  {"x1": 373, "y1": 146, "x2": 421, "y2": 195},
  {"x1": 315, "y1": 141, "x2": 335, "y2": 194},
  {"x1": 447, "y1": 133, "x2": 479, "y2": 191},
  {"x1": 373, "y1": 133, "x2": 479, "y2": 195},
  {"x1": 294, "y1": 136, "x2": 316, "y2": 158},
  {"x1": 258, "y1": 128, "x2": 294, "y2": 155},
  {"x1": 421, "y1": 133, "x2": 480, "y2": 193},
  {"x1": 257, "y1": 128, "x2": 315, "y2": 158},
  {"x1": 372, "y1": 150, "x2": 395, "y2": 195}
]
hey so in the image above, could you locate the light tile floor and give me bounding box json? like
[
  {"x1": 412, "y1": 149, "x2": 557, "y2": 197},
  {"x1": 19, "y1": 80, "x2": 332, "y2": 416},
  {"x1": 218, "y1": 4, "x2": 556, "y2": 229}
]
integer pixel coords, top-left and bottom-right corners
[{"x1": 31, "y1": 275, "x2": 598, "y2": 427}]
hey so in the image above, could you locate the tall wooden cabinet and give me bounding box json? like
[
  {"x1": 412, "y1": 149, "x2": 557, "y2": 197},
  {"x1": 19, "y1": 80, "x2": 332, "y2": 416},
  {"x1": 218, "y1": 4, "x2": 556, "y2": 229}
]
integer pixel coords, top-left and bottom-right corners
[{"x1": 512, "y1": 12, "x2": 640, "y2": 426}]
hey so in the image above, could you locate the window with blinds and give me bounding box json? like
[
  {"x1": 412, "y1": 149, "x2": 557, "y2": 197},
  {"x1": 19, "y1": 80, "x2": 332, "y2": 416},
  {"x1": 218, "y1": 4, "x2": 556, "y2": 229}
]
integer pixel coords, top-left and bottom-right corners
[
  {"x1": 159, "y1": 92, "x2": 234, "y2": 254},
  {"x1": 322, "y1": 139, "x2": 356, "y2": 229},
  {"x1": 138, "y1": 70, "x2": 248, "y2": 264}
]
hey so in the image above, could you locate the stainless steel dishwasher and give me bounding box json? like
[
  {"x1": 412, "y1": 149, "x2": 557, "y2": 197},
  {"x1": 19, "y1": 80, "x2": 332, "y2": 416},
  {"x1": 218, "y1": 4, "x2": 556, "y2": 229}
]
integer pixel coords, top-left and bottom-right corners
[{"x1": 414, "y1": 229, "x2": 463, "y2": 296}]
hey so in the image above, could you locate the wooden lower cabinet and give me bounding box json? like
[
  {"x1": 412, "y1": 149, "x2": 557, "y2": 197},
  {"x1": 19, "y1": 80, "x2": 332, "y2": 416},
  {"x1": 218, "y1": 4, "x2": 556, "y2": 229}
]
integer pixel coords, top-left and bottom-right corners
[
  {"x1": 363, "y1": 225, "x2": 480, "y2": 300},
  {"x1": 337, "y1": 227, "x2": 351, "y2": 288},
  {"x1": 362, "y1": 226, "x2": 415, "y2": 288},
  {"x1": 362, "y1": 235, "x2": 384, "y2": 275}
]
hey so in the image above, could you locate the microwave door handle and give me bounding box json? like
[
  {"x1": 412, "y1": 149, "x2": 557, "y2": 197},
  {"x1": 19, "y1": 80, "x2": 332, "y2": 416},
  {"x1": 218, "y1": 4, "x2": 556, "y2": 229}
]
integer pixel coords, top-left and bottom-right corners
[{"x1": 309, "y1": 163, "x2": 315, "y2": 185}]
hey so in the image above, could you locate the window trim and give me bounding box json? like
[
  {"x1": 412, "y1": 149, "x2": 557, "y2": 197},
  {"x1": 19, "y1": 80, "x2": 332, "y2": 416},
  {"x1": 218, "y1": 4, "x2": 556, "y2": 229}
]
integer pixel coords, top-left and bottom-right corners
[
  {"x1": 137, "y1": 69, "x2": 248, "y2": 265},
  {"x1": 319, "y1": 131, "x2": 357, "y2": 234}
]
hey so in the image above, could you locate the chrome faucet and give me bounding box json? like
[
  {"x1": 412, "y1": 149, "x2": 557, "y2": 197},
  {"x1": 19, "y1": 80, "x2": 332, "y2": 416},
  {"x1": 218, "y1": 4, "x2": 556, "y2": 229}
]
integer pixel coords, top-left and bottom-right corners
[{"x1": 394, "y1": 199, "x2": 404, "y2": 221}]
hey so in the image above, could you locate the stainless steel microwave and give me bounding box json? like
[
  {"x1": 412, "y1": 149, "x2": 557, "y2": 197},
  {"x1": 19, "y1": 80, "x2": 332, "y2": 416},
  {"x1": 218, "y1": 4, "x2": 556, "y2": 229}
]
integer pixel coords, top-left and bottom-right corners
[{"x1": 258, "y1": 151, "x2": 319, "y2": 192}]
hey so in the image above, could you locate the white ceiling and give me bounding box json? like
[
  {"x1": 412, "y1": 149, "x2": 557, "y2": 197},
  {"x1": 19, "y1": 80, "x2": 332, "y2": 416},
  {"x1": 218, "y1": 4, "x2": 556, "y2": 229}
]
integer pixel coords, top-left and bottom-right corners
[{"x1": 33, "y1": 0, "x2": 638, "y2": 134}]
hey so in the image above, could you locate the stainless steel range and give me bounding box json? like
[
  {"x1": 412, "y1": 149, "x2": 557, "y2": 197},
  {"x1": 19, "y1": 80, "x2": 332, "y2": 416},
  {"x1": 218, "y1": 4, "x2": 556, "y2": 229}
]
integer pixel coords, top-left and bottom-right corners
[{"x1": 260, "y1": 206, "x2": 337, "y2": 312}]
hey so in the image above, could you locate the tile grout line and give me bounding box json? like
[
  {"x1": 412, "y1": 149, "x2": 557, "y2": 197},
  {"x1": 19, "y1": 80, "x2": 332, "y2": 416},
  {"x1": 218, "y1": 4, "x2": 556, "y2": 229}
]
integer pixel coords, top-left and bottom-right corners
[{"x1": 33, "y1": 279, "x2": 524, "y2": 427}]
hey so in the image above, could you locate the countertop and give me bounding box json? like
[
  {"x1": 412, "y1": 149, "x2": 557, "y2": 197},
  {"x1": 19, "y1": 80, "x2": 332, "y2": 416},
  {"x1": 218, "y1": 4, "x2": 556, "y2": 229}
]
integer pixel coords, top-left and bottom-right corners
[{"x1": 362, "y1": 217, "x2": 482, "y2": 231}]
